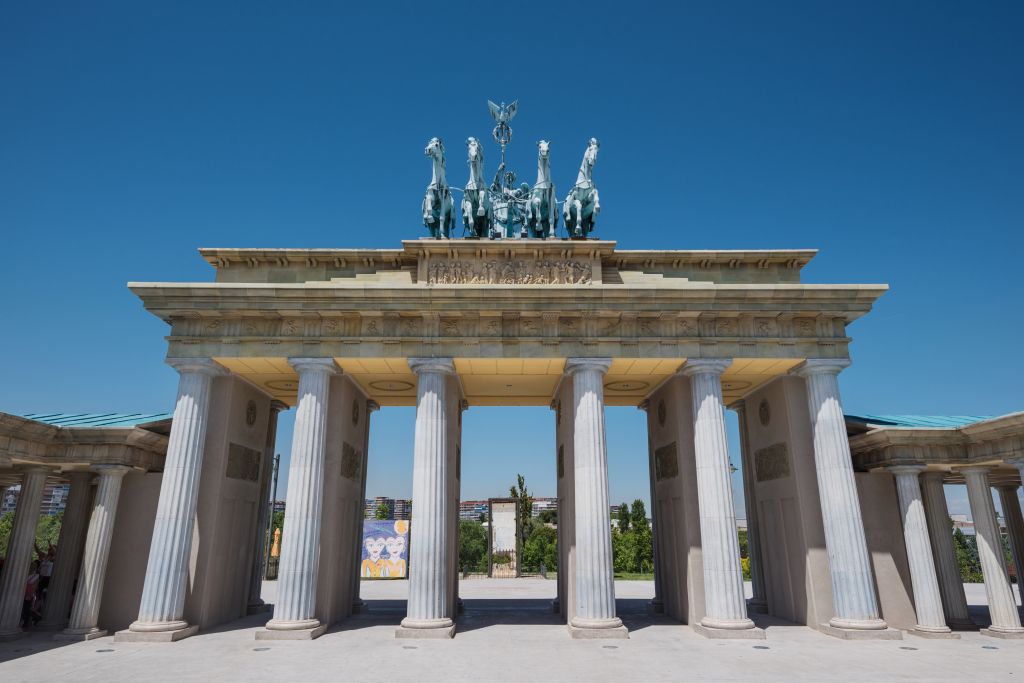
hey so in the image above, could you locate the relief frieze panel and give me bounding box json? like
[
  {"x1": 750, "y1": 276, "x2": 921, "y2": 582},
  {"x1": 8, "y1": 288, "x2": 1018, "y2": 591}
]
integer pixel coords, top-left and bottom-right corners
[{"x1": 426, "y1": 258, "x2": 592, "y2": 285}]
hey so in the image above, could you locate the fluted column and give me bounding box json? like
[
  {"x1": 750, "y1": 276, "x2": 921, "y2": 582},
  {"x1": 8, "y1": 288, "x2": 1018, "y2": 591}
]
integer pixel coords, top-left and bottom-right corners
[
  {"x1": 887, "y1": 467, "x2": 953, "y2": 636},
  {"x1": 566, "y1": 358, "x2": 625, "y2": 636},
  {"x1": 247, "y1": 400, "x2": 288, "y2": 614},
  {"x1": 919, "y1": 472, "x2": 976, "y2": 629},
  {"x1": 37, "y1": 471, "x2": 95, "y2": 629},
  {"x1": 730, "y1": 399, "x2": 768, "y2": 614},
  {"x1": 961, "y1": 467, "x2": 1024, "y2": 636},
  {"x1": 56, "y1": 466, "x2": 132, "y2": 640},
  {"x1": 400, "y1": 359, "x2": 455, "y2": 636},
  {"x1": 795, "y1": 359, "x2": 886, "y2": 631},
  {"x1": 351, "y1": 399, "x2": 379, "y2": 612},
  {"x1": 128, "y1": 358, "x2": 227, "y2": 634},
  {"x1": 0, "y1": 466, "x2": 51, "y2": 640},
  {"x1": 681, "y1": 360, "x2": 755, "y2": 632},
  {"x1": 639, "y1": 400, "x2": 663, "y2": 613},
  {"x1": 266, "y1": 359, "x2": 339, "y2": 632},
  {"x1": 995, "y1": 486, "x2": 1024, "y2": 607}
]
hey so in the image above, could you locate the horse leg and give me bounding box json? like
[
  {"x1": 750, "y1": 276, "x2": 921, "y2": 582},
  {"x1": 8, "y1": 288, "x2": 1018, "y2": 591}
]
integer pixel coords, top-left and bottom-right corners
[
  {"x1": 573, "y1": 199, "x2": 583, "y2": 236},
  {"x1": 477, "y1": 190, "x2": 485, "y2": 216}
]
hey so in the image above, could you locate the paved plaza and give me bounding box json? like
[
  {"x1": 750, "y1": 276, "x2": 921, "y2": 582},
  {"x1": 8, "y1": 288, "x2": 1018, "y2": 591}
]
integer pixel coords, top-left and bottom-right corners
[{"x1": 1, "y1": 579, "x2": 1020, "y2": 682}]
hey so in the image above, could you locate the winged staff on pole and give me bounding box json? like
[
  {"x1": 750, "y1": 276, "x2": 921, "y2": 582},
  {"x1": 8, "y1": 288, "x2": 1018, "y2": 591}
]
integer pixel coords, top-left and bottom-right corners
[{"x1": 421, "y1": 100, "x2": 600, "y2": 240}]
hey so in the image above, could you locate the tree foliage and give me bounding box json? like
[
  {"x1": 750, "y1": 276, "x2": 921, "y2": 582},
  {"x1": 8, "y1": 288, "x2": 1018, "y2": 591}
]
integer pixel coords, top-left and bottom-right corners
[
  {"x1": 522, "y1": 525, "x2": 558, "y2": 569},
  {"x1": 537, "y1": 509, "x2": 557, "y2": 526},
  {"x1": 459, "y1": 519, "x2": 488, "y2": 571},
  {"x1": 630, "y1": 499, "x2": 649, "y2": 533},
  {"x1": 615, "y1": 502, "x2": 631, "y2": 533},
  {"x1": 374, "y1": 503, "x2": 390, "y2": 520},
  {"x1": 737, "y1": 530, "x2": 749, "y2": 560},
  {"x1": 612, "y1": 524, "x2": 653, "y2": 574},
  {"x1": 509, "y1": 474, "x2": 535, "y2": 548}
]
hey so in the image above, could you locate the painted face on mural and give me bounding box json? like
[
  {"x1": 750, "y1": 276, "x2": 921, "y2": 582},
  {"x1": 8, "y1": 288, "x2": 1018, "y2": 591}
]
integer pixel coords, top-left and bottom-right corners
[
  {"x1": 365, "y1": 536, "x2": 386, "y2": 562},
  {"x1": 385, "y1": 535, "x2": 406, "y2": 560}
]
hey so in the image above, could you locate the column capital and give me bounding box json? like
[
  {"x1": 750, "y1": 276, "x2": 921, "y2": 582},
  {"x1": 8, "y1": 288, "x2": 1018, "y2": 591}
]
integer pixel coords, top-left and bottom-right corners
[
  {"x1": 18, "y1": 465, "x2": 54, "y2": 476},
  {"x1": 791, "y1": 358, "x2": 852, "y2": 378},
  {"x1": 638, "y1": 399, "x2": 650, "y2": 413},
  {"x1": 270, "y1": 399, "x2": 290, "y2": 414},
  {"x1": 460, "y1": 399, "x2": 469, "y2": 412},
  {"x1": 565, "y1": 358, "x2": 612, "y2": 376},
  {"x1": 165, "y1": 358, "x2": 229, "y2": 376},
  {"x1": 729, "y1": 398, "x2": 746, "y2": 412},
  {"x1": 366, "y1": 399, "x2": 381, "y2": 413},
  {"x1": 287, "y1": 358, "x2": 341, "y2": 375},
  {"x1": 407, "y1": 358, "x2": 456, "y2": 376},
  {"x1": 994, "y1": 484, "x2": 1020, "y2": 492},
  {"x1": 1005, "y1": 457, "x2": 1024, "y2": 468},
  {"x1": 919, "y1": 470, "x2": 949, "y2": 482},
  {"x1": 956, "y1": 465, "x2": 992, "y2": 476},
  {"x1": 679, "y1": 358, "x2": 732, "y2": 377},
  {"x1": 886, "y1": 465, "x2": 927, "y2": 476},
  {"x1": 91, "y1": 465, "x2": 133, "y2": 477}
]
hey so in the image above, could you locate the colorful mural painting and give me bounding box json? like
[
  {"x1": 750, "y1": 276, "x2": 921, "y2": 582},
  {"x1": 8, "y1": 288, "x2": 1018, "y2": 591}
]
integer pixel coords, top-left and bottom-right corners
[{"x1": 361, "y1": 520, "x2": 409, "y2": 578}]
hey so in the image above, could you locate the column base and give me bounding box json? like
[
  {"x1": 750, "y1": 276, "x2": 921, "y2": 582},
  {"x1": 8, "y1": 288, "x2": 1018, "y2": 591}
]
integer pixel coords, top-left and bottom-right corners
[
  {"x1": 551, "y1": 599, "x2": 560, "y2": 613},
  {"x1": 114, "y1": 625, "x2": 198, "y2": 642},
  {"x1": 748, "y1": 598, "x2": 769, "y2": 615},
  {"x1": 256, "y1": 624, "x2": 329, "y2": 640},
  {"x1": 818, "y1": 623, "x2": 903, "y2": 640},
  {"x1": 567, "y1": 617, "x2": 629, "y2": 640},
  {"x1": 980, "y1": 627, "x2": 1024, "y2": 640},
  {"x1": 0, "y1": 630, "x2": 30, "y2": 642},
  {"x1": 351, "y1": 601, "x2": 369, "y2": 614},
  {"x1": 947, "y1": 618, "x2": 981, "y2": 631},
  {"x1": 457, "y1": 598, "x2": 465, "y2": 615},
  {"x1": 32, "y1": 621, "x2": 70, "y2": 631},
  {"x1": 247, "y1": 604, "x2": 273, "y2": 616},
  {"x1": 646, "y1": 600, "x2": 664, "y2": 614},
  {"x1": 907, "y1": 628, "x2": 960, "y2": 639},
  {"x1": 395, "y1": 624, "x2": 456, "y2": 639},
  {"x1": 692, "y1": 623, "x2": 766, "y2": 640},
  {"x1": 54, "y1": 629, "x2": 109, "y2": 641}
]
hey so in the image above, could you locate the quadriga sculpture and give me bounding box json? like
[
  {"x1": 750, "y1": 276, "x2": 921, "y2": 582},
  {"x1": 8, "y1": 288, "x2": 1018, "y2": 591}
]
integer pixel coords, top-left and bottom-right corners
[
  {"x1": 563, "y1": 138, "x2": 601, "y2": 238},
  {"x1": 526, "y1": 140, "x2": 558, "y2": 239},
  {"x1": 422, "y1": 137, "x2": 455, "y2": 238},
  {"x1": 461, "y1": 137, "x2": 492, "y2": 238}
]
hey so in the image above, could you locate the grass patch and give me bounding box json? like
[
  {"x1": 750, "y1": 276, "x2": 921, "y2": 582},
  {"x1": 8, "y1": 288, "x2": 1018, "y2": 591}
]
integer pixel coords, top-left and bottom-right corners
[{"x1": 614, "y1": 572, "x2": 654, "y2": 581}]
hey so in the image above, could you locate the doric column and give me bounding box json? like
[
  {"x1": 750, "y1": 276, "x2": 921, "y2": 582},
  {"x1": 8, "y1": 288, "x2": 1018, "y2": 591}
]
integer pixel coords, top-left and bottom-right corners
[
  {"x1": 247, "y1": 400, "x2": 288, "y2": 615},
  {"x1": 265, "y1": 359, "x2": 339, "y2": 634},
  {"x1": 639, "y1": 399, "x2": 663, "y2": 613},
  {"x1": 961, "y1": 466, "x2": 1024, "y2": 636},
  {"x1": 919, "y1": 472, "x2": 976, "y2": 629},
  {"x1": 887, "y1": 467, "x2": 954, "y2": 636},
  {"x1": 565, "y1": 358, "x2": 626, "y2": 638},
  {"x1": 730, "y1": 399, "x2": 768, "y2": 615},
  {"x1": 56, "y1": 466, "x2": 132, "y2": 640},
  {"x1": 681, "y1": 360, "x2": 757, "y2": 634},
  {"x1": 352, "y1": 399, "x2": 379, "y2": 613},
  {"x1": 399, "y1": 358, "x2": 456, "y2": 637},
  {"x1": 127, "y1": 358, "x2": 227, "y2": 637},
  {"x1": 996, "y1": 485, "x2": 1024, "y2": 607},
  {"x1": 37, "y1": 471, "x2": 95, "y2": 629},
  {"x1": 794, "y1": 359, "x2": 886, "y2": 631},
  {"x1": 0, "y1": 466, "x2": 51, "y2": 641}
]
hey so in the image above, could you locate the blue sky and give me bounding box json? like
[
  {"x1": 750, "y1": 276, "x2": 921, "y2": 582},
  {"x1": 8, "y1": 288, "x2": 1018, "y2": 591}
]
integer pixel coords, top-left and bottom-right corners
[{"x1": 1, "y1": 2, "x2": 1021, "y2": 519}]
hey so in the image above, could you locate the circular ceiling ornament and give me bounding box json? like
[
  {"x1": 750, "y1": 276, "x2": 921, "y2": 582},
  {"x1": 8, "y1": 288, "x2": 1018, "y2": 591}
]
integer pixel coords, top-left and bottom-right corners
[
  {"x1": 759, "y1": 399, "x2": 771, "y2": 426},
  {"x1": 658, "y1": 399, "x2": 666, "y2": 427},
  {"x1": 266, "y1": 380, "x2": 298, "y2": 393},
  {"x1": 721, "y1": 381, "x2": 752, "y2": 392},
  {"x1": 603, "y1": 381, "x2": 650, "y2": 392},
  {"x1": 352, "y1": 399, "x2": 360, "y2": 427},
  {"x1": 245, "y1": 400, "x2": 258, "y2": 427},
  {"x1": 369, "y1": 380, "x2": 415, "y2": 392}
]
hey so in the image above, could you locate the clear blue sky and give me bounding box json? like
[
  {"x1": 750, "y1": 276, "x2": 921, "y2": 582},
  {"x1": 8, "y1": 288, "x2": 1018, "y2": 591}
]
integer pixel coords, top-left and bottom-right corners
[{"x1": 2, "y1": 2, "x2": 1021, "y2": 519}]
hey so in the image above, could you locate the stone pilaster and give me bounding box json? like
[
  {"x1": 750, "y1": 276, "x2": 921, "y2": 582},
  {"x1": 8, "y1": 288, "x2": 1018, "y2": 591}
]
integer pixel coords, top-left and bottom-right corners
[
  {"x1": 398, "y1": 358, "x2": 456, "y2": 638},
  {"x1": 794, "y1": 359, "x2": 889, "y2": 634},
  {"x1": 995, "y1": 485, "x2": 1024, "y2": 609},
  {"x1": 0, "y1": 466, "x2": 51, "y2": 641},
  {"x1": 247, "y1": 400, "x2": 288, "y2": 615},
  {"x1": 960, "y1": 467, "x2": 1024, "y2": 638},
  {"x1": 681, "y1": 360, "x2": 760, "y2": 637},
  {"x1": 37, "y1": 471, "x2": 95, "y2": 630},
  {"x1": 887, "y1": 467, "x2": 956, "y2": 637},
  {"x1": 124, "y1": 358, "x2": 227, "y2": 640},
  {"x1": 918, "y1": 472, "x2": 977, "y2": 629},
  {"x1": 565, "y1": 358, "x2": 627, "y2": 639},
  {"x1": 730, "y1": 399, "x2": 768, "y2": 615},
  {"x1": 264, "y1": 358, "x2": 339, "y2": 637},
  {"x1": 352, "y1": 399, "x2": 379, "y2": 613},
  {"x1": 639, "y1": 400, "x2": 663, "y2": 614},
  {"x1": 56, "y1": 466, "x2": 132, "y2": 641}
]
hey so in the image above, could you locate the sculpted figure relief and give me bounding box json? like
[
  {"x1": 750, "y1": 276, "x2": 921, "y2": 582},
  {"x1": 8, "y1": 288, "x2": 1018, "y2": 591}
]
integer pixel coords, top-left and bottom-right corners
[{"x1": 427, "y1": 259, "x2": 591, "y2": 285}]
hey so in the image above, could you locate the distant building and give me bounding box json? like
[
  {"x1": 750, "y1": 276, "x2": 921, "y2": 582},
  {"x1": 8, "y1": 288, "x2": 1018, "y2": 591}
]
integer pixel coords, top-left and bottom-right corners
[
  {"x1": 460, "y1": 500, "x2": 487, "y2": 520},
  {"x1": 532, "y1": 498, "x2": 557, "y2": 517},
  {"x1": 0, "y1": 485, "x2": 69, "y2": 517},
  {"x1": 365, "y1": 497, "x2": 411, "y2": 520},
  {"x1": 272, "y1": 500, "x2": 286, "y2": 514},
  {"x1": 1, "y1": 488, "x2": 17, "y2": 515}
]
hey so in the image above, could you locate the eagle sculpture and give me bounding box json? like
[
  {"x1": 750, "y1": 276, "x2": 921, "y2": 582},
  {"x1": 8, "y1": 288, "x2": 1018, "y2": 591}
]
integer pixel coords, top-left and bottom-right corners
[{"x1": 487, "y1": 100, "x2": 518, "y2": 124}]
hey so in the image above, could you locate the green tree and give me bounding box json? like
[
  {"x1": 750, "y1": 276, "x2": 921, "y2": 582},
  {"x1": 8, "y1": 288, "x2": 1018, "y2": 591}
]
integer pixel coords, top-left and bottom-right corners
[
  {"x1": 0, "y1": 511, "x2": 15, "y2": 559},
  {"x1": 523, "y1": 525, "x2": 558, "y2": 570},
  {"x1": 36, "y1": 512, "x2": 63, "y2": 557},
  {"x1": 615, "y1": 502, "x2": 631, "y2": 533},
  {"x1": 630, "y1": 499, "x2": 649, "y2": 533},
  {"x1": 478, "y1": 512, "x2": 487, "y2": 523},
  {"x1": 459, "y1": 519, "x2": 488, "y2": 571},
  {"x1": 509, "y1": 474, "x2": 535, "y2": 549},
  {"x1": 271, "y1": 511, "x2": 285, "y2": 536},
  {"x1": 374, "y1": 503, "x2": 390, "y2": 520},
  {"x1": 737, "y1": 530, "x2": 749, "y2": 559},
  {"x1": 537, "y1": 509, "x2": 557, "y2": 526},
  {"x1": 952, "y1": 526, "x2": 982, "y2": 582}
]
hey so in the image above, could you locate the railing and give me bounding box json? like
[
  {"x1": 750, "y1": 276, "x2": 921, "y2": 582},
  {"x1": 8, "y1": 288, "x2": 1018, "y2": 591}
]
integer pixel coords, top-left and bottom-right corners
[
  {"x1": 265, "y1": 556, "x2": 280, "y2": 580},
  {"x1": 461, "y1": 563, "x2": 556, "y2": 579}
]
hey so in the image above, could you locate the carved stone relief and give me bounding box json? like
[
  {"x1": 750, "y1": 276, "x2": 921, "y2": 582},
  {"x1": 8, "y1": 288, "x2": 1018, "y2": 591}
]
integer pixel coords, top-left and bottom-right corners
[
  {"x1": 352, "y1": 399, "x2": 360, "y2": 427},
  {"x1": 558, "y1": 444, "x2": 564, "y2": 479},
  {"x1": 426, "y1": 259, "x2": 592, "y2": 285},
  {"x1": 755, "y1": 442, "x2": 790, "y2": 482},
  {"x1": 340, "y1": 442, "x2": 362, "y2": 480},
  {"x1": 245, "y1": 400, "x2": 257, "y2": 427},
  {"x1": 759, "y1": 399, "x2": 771, "y2": 426},
  {"x1": 226, "y1": 443, "x2": 261, "y2": 483},
  {"x1": 658, "y1": 399, "x2": 666, "y2": 427},
  {"x1": 655, "y1": 442, "x2": 678, "y2": 481}
]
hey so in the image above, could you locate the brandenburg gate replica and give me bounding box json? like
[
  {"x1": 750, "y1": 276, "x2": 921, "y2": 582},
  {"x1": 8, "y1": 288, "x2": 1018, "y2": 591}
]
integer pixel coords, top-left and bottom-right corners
[{"x1": 2, "y1": 102, "x2": 1022, "y2": 645}]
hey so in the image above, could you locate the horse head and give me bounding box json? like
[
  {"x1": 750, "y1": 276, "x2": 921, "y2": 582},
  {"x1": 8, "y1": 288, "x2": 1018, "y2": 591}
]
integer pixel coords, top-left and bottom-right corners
[
  {"x1": 536, "y1": 140, "x2": 551, "y2": 159},
  {"x1": 425, "y1": 137, "x2": 445, "y2": 161},
  {"x1": 466, "y1": 137, "x2": 483, "y2": 164},
  {"x1": 584, "y1": 138, "x2": 600, "y2": 167}
]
